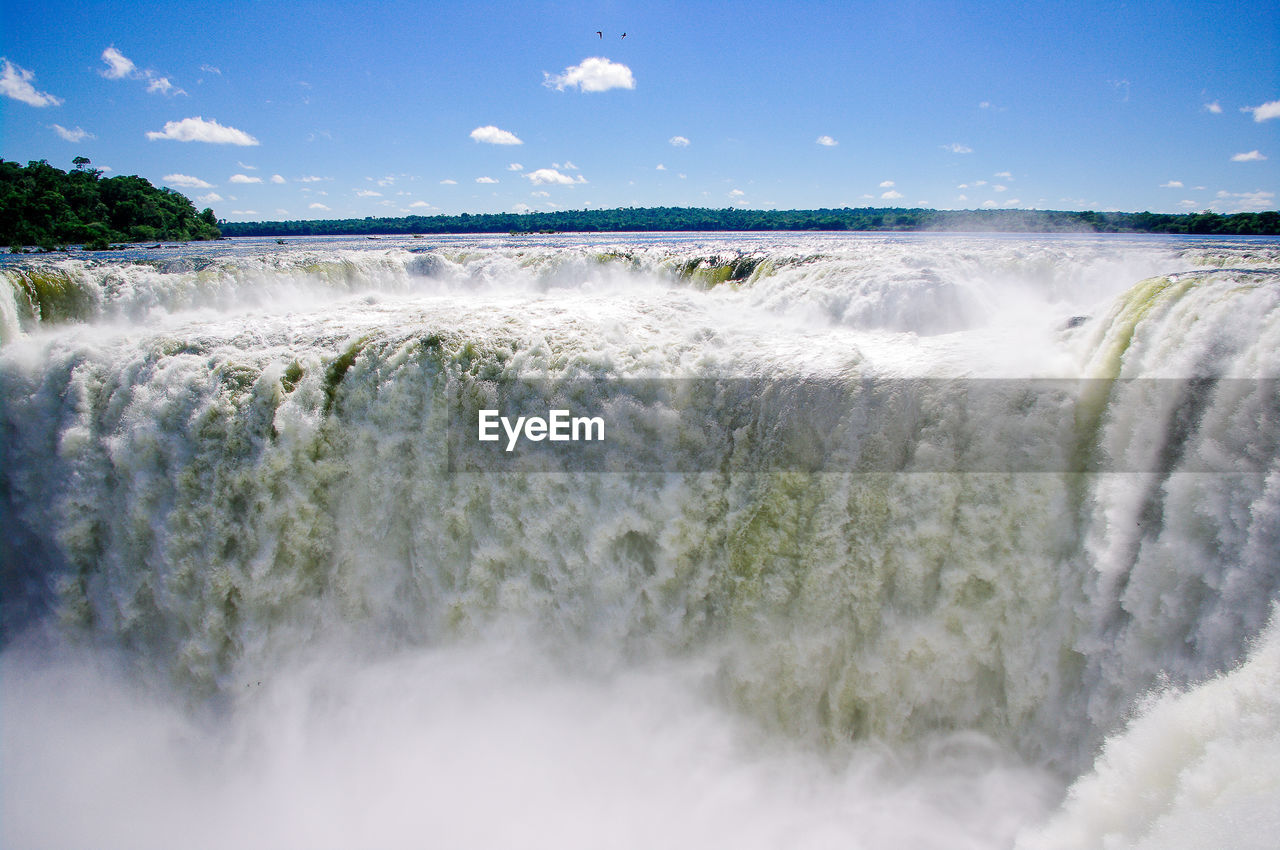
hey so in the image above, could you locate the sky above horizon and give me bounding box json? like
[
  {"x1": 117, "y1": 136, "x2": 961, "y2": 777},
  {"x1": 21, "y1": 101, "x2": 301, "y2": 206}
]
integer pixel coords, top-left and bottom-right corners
[{"x1": 1, "y1": 0, "x2": 1277, "y2": 222}]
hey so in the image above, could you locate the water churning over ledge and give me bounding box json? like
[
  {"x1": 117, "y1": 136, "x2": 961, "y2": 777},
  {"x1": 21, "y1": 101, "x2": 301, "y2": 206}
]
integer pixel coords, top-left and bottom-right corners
[{"x1": 2, "y1": 233, "x2": 1279, "y2": 849}]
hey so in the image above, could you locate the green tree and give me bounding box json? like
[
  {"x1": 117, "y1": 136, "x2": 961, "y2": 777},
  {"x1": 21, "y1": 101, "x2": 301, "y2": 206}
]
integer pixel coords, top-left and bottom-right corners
[{"x1": 0, "y1": 159, "x2": 220, "y2": 249}]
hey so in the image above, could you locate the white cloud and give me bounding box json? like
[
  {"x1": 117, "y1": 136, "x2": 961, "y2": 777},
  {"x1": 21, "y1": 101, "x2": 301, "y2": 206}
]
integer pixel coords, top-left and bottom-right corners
[
  {"x1": 99, "y1": 46, "x2": 136, "y2": 79},
  {"x1": 956, "y1": 194, "x2": 969, "y2": 202},
  {"x1": 994, "y1": 171, "x2": 1013, "y2": 179},
  {"x1": 532, "y1": 191, "x2": 550, "y2": 198},
  {"x1": 100, "y1": 47, "x2": 184, "y2": 95},
  {"x1": 1247, "y1": 100, "x2": 1280, "y2": 122},
  {"x1": 146, "y1": 117, "x2": 259, "y2": 145},
  {"x1": 1204, "y1": 101, "x2": 1223, "y2": 114},
  {"x1": 669, "y1": 136, "x2": 690, "y2": 147},
  {"x1": 942, "y1": 143, "x2": 973, "y2": 154},
  {"x1": 730, "y1": 189, "x2": 745, "y2": 197},
  {"x1": 1232, "y1": 150, "x2": 1267, "y2": 162},
  {"x1": 163, "y1": 173, "x2": 213, "y2": 188},
  {"x1": 356, "y1": 189, "x2": 382, "y2": 197},
  {"x1": 200, "y1": 64, "x2": 221, "y2": 75},
  {"x1": 231, "y1": 210, "x2": 258, "y2": 216},
  {"x1": 1160, "y1": 180, "x2": 1184, "y2": 188},
  {"x1": 52, "y1": 124, "x2": 94, "y2": 142},
  {"x1": 476, "y1": 176, "x2": 499, "y2": 184},
  {"x1": 197, "y1": 193, "x2": 222, "y2": 203},
  {"x1": 513, "y1": 203, "x2": 533, "y2": 213},
  {"x1": 656, "y1": 164, "x2": 666, "y2": 170},
  {"x1": 816, "y1": 135, "x2": 838, "y2": 146},
  {"x1": 879, "y1": 180, "x2": 895, "y2": 188},
  {"x1": 309, "y1": 203, "x2": 330, "y2": 210},
  {"x1": 979, "y1": 101, "x2": 992, "y2": 109},
  {"x1": 147, "y1": 76, "x2": 179, "y2": 95},
  {"x1": 440, "y1": 179, "x2": 458, "y2": 185},
  {"x1": 525, "y1": 168, "x2": 584, "y2": 186},
  {"x1": 470, "y1": 125, "x2": 523, "y2": 145},
  {"x1": 237, "y1": 161, "x2": 257, "y2": 170},
  {"x1": 980, "y1": 200, "x2": 999, "y2": 209},
  {"x1": 881, "y1": 190, "x2": 903, "y2": 200},
  {"x1": 298, "y1": 176, "x2": 326, "y2": 182},
  {"x1": 508, "y1": 163, "x2": 524, "y2": 171},
  {"x1": 973, "y1": 180, "x2": 988, "y2": 187},
  {"x1": 409, "y1": 201, "x2": 431, "y2": 209},
  {"x1": 994, "y1": 185, "x2": 1008, "y2": 192},
  {"x1": 553, "y1": 161, "x2": 579, "y2": 170},
  {"x1": 1211, "y1": 190, "x2": 1275, "y2": 212},
  {"x1": 270, "y1": 174, "x2": 286, "y2": 184},
  {"x1": 0, "y1": 59, "x2": 63, "y2": 107},
  {"x1": 544, "y1": 57, "x2": 635, "y2": 92},
  {"x1": 230, "y1": 174, "x2": 262, "y2": 184},
  {"x1": 957, "y1": 183, "x2": 969, "y2": 189}
]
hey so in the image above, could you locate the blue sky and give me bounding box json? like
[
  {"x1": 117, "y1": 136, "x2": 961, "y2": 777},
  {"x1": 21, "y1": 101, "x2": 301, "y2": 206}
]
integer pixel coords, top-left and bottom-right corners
[{"x1": 1, "y1": 0, "x2": 1276, "y2": 220}]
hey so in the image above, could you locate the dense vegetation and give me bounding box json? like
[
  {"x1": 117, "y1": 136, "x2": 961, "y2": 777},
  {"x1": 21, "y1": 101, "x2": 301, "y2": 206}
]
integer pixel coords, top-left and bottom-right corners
[
  {"x1": 1, "y1": 158, "x2": 220, "y2": 251},
  {"x1": 219, "y1": 206, "x2": 1280, "y2": 237},
  {"x1": 5, "y1": 155, "x2": 1273, "y2": 248}
]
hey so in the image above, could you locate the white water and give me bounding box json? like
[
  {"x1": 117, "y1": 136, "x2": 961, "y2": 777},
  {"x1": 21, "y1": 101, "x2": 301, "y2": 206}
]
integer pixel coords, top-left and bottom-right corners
[{"x1": 2, "y1": 233, "x2": 1278, "y2": 848}]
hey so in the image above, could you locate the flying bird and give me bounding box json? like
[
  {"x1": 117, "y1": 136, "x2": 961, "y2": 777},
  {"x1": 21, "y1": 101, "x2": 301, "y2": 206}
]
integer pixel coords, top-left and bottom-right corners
[
  {"x1": 621, "y1": 32, "x2": 627, "y2": 39},
  {"x1": 597, "y1": 31, "x2": 602, "y2": 38}
]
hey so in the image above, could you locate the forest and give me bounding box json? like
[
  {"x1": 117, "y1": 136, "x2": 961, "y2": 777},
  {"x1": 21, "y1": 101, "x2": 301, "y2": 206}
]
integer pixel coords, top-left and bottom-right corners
[
  {"x1": 1, "y1": 158, "x2": 220, "y2": 251},
  {"x1": 4, "y1": 155, "x2": 1275, "y2": 248},
  {"x1": 218, "y1": 206, "x2": 1280, "y2": 237}
]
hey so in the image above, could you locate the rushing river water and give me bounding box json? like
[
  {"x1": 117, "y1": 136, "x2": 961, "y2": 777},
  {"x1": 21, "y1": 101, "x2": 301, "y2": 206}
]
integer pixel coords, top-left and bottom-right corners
[{"x1": 2, "y1": 233, "x2": 1278, "y2": 849}]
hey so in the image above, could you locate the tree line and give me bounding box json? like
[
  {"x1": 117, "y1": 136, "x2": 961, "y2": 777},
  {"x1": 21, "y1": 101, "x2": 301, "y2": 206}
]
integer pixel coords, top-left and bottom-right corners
[
  {"x1": 218, "y1": 206, "x2": 1280, "y2": 237},
  {"x1": 1, "y1": 158, "x2": 220, "y2": 251},
  {"x1": 6, "y1": 155, "x2": 1272, "y2": 248}
]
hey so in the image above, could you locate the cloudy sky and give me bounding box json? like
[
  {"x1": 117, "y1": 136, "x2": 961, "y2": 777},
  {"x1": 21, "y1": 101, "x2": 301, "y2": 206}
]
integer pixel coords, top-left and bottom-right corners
[{"x1": 1, "y1": 0, "x2": 1276, "y2": 220}]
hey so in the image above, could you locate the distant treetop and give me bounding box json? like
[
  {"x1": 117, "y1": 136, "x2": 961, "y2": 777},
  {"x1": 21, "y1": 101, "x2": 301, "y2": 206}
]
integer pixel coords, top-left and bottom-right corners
[
  {"x1": 1, "y1": 157, "x2": 220, "y2": 251},
  {"x1": 216, "y1": 206, "x2": 1279, "y2": 238}
]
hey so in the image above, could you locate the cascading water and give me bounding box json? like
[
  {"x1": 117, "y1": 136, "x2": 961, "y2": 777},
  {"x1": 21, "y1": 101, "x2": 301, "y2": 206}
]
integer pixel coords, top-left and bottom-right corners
[{"x1": 2, "y1": 233, "x2": 1278, "y2": 849}]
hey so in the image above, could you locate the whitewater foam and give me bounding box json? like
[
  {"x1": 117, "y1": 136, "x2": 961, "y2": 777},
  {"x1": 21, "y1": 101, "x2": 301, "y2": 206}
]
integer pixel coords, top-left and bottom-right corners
[{"x1": 2, "y1": 233, "x2": 1278, "y2": 847}]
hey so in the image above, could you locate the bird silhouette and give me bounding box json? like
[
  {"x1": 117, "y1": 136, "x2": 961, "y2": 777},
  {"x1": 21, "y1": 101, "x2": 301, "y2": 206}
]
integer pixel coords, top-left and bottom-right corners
[
  {"x1": 621, "y1": 32, "x2": 627, "y2": 39},
  {"x1": 597, "y1": 31, "x2": 602, "y2": 38}
]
